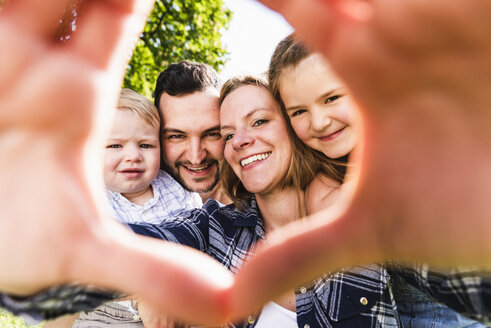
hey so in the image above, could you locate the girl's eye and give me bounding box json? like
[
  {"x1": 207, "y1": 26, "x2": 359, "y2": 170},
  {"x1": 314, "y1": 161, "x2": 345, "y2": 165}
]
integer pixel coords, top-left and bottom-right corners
[
  {"x1": 291, "y1": 109, "x2": 307, "y2": 117},
  {"x1": 106, "y1": 144, "x2": 121, "y2": 149},
  {"x1": 224, "y1": 133, "x2": 234, "y2": 142},
  {"x1": 252, "y1": 119, "x2": 268, "y2": 127},
  {"x1": 325, "y1": 95, "x2": 342, "y2": 104},
  {"x1": 140, "y1": 144, "x2": 152, "y2": 149}
]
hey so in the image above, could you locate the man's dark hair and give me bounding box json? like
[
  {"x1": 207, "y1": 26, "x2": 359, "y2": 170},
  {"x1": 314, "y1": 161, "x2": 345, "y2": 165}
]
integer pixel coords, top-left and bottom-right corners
[{"x1": 154, "y1": 60, "x2": 219, "y2": 109}]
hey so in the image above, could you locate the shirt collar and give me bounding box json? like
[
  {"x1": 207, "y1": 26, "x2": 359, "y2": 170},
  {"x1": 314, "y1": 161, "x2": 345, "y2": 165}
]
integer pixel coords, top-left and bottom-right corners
[{"x1": 230, "y1": 195, "x2": 262, "y2": 228}]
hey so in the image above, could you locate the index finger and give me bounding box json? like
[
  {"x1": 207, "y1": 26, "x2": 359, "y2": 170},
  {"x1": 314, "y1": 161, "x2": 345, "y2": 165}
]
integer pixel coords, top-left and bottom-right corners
[{"x1": 1, "y1": 0, "x2": 72, "y2": 40}]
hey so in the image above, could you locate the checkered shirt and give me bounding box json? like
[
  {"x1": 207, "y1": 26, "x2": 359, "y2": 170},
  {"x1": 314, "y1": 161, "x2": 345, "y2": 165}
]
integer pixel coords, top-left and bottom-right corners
[
  {"x1": 3, "y1": 198, "x2": 491, "y2": 327},
  {"x1": 389, "y1": 263, "x2": 491, "y2": 324},
  {"x1": 130, "y1": 197, "x2": 399, "y2": 327},
  {"x1": 107, "y1": 169, "x2": 202, "y2": 224}
]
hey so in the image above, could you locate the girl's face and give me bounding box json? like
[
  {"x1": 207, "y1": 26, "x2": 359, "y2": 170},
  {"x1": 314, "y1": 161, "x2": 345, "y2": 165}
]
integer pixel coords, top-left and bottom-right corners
[
  {"x1": 220, "y1": 85, "x2": 292, "y2": 196},
  {"x1": 278, "y1": 54, "x2": 358, "y2": 159}
]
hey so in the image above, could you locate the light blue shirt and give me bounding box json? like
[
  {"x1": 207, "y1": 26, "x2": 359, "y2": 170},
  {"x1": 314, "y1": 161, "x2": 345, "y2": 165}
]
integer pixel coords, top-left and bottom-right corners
[{"x1": 106, "y1": 169, "x2": 202, "y2": 224}]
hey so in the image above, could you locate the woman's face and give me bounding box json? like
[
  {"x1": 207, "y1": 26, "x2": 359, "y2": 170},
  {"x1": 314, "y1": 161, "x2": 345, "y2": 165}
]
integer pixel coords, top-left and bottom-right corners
[
  {"x1": 278, "y1": 54, "x2": 358, "y2": 159},
  {"x1": 220, "y1": 85, "x2": 292, "y2": 196}
]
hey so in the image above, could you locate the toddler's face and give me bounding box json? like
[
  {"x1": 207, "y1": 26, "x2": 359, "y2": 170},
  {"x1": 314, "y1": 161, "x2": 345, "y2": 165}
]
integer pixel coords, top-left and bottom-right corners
[
  {"x1": 104, "y1": 109, "x2": 160, "y2": 198},
  {"x1": 279, "y1": 54, "x2": 358, "y2": 159}
]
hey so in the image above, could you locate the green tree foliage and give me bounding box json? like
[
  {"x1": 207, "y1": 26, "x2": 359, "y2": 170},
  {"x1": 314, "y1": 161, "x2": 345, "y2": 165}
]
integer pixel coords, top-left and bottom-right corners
[
  {"x1": 54, "y1": 0, "x2": 231, "y2": 99},
  {"x1": 125, "y1": 0, "x2": 232, "y2": 99}
]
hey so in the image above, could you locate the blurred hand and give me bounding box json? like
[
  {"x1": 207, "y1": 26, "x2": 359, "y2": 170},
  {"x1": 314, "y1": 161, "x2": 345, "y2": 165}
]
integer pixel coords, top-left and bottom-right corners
[
  {"x1": 0, "y1": 0, "x2": 232, "y2": 324},
  {"x1": 138, "y1": 298, "x2": 182, "y2": 328},
  {"x1": 4, "y1": 0, "x2": 491, "y2": 323},
  {"x1": 233, "y1": 0, "x2": 491, "y2": 315}
]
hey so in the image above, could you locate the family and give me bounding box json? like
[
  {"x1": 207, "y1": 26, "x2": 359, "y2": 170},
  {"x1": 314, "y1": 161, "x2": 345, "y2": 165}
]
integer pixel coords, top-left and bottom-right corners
[
  {"x1": 2, "y1": 0, "x2": 491, "y2": 327},
  {"x1": 42, "y1": 36, "x2": 491, "y2": 328}
]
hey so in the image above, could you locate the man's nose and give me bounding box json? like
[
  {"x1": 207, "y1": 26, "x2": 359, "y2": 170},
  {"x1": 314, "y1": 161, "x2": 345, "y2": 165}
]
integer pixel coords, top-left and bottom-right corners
[{"x1": 188, "y1": 138, "x2": 207, "y2": 164}]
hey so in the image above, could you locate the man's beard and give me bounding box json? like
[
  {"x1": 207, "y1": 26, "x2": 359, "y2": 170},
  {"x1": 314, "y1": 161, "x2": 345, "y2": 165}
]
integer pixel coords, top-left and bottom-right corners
[{"x1": 162, "y1": 159, "x2": 220, "y2": 194}]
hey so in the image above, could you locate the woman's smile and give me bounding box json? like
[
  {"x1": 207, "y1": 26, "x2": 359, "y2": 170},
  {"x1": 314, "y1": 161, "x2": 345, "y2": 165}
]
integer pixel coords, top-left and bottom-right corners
[{"x1": 240, "y1": 151, "x2": 272, "y2": 168}]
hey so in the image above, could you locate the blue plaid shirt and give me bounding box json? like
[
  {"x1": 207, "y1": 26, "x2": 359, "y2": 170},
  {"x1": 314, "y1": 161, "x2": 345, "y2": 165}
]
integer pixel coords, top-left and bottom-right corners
[{"x1": 389, "y1": 263, "x2": 491, "y2": 324}]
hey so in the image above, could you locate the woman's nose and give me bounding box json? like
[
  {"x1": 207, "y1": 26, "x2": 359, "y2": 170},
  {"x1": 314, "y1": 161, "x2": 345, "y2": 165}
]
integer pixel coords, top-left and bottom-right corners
[{"x1": 232, "y1": 128, "x2": 255, "y2": 149}]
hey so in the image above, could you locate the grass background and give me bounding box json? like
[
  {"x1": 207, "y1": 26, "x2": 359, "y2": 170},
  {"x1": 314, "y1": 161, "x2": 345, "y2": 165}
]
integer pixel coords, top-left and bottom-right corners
[{"x1": 0, "y1": 310, "x2": 43, "y2": 328}]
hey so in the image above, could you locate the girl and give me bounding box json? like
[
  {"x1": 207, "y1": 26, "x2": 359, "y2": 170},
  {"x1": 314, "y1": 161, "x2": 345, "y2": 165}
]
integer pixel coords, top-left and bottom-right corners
[{"x1": 267, "y1": 33, "x2": 485, "y2": 328}]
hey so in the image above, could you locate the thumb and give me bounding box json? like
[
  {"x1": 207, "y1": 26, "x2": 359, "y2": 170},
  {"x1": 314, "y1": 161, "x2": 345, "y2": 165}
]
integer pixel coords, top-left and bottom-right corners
[{"x1": 69, "y1": 220, "x2": 234, "y2": 325}]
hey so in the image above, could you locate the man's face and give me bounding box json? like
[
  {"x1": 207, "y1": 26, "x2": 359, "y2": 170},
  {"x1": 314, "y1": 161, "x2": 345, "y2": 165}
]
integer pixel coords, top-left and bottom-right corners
[{"x1": 159, "y1": 87, "x2": 224, "y2": 194}]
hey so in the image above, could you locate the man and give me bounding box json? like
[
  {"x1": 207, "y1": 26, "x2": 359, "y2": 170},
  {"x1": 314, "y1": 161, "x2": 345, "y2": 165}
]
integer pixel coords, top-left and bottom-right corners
[
  {"x1": 66, "y1": 62, "x2": 231, "y2": 328},
  {"x1": 155, "y1": 60, "x2": 231, "y2": 205}
]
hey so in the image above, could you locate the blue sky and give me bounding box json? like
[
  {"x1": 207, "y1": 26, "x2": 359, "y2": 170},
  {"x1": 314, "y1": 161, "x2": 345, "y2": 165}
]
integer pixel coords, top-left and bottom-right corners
[{"x1": 220, "y1": 0, "x2": 293, "y2": 81}]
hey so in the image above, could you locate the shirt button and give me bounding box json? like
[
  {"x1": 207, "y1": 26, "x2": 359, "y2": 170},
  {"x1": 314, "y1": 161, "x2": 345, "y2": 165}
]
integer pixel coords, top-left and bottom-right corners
[
  {"x1": 300, "y1": 287, "x2": 307, "y2": 294},
  {"x1": 360, "y1": 297, "x2": 368, "y2": 306},
  {"x1": 304, "y1": 324, "x2": 310, "y2": 328},
  {"x1": 132, "y1": 314, "x2": 140, "y2": 321},
  {"x1": 248, "y1": 315, "x2": 256, "y2": 324}
]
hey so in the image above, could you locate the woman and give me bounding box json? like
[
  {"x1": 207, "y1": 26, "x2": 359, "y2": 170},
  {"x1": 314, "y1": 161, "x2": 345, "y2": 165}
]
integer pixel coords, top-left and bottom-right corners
[
  {"x1": 129, "y1": 75, "x2": 403, "y2": 327},
  {"x1": 267, "y1": 33, "x2": 485, "y2": 328}
]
